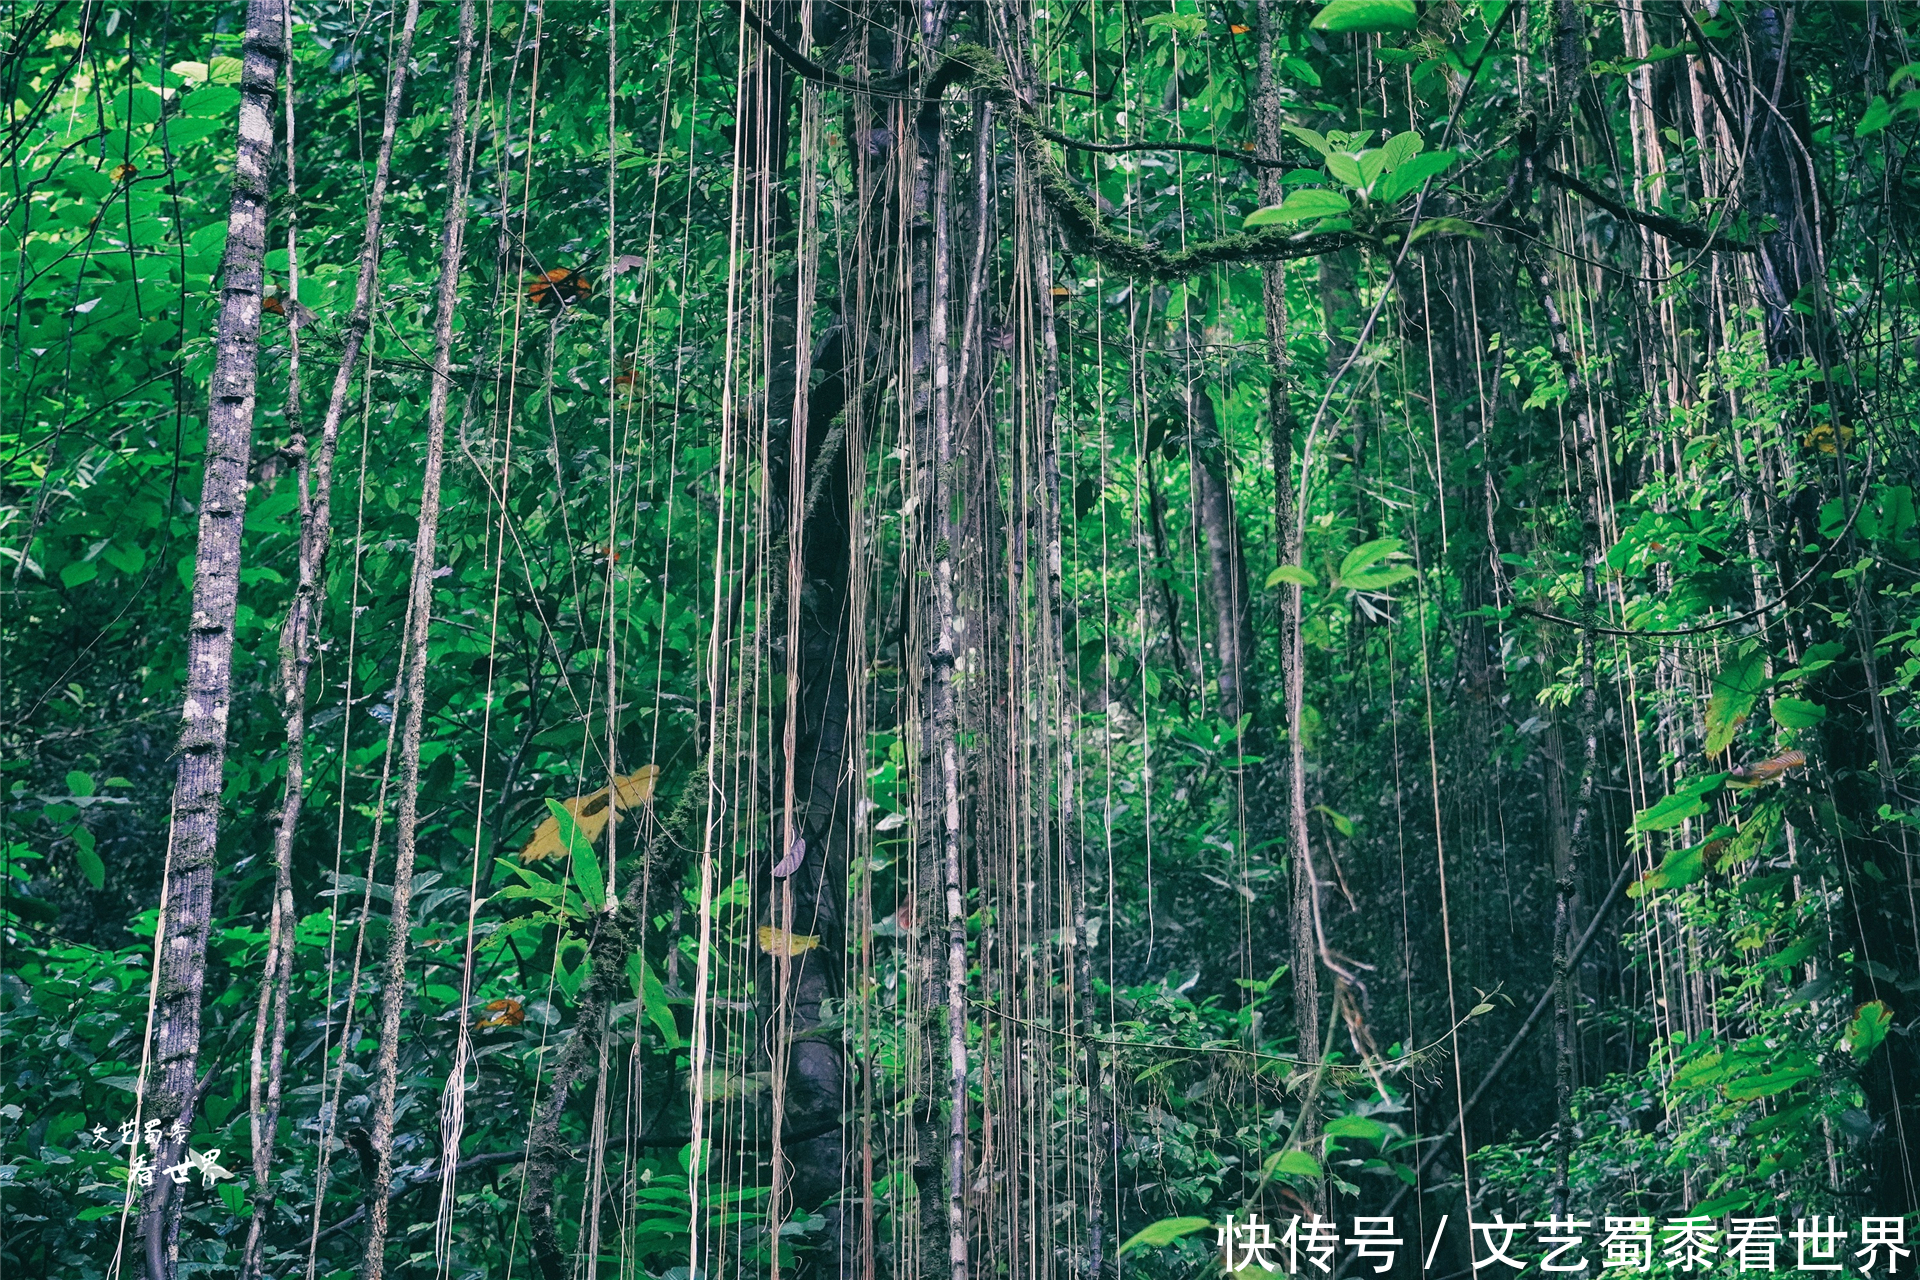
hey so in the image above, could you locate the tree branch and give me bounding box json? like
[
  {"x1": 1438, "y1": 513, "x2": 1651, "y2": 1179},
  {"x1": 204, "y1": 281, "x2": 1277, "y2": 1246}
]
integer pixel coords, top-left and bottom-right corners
[
  {"x1": 1541, "y1": 166, "x2": 1754, "y2": 252},
  {"x1": 1028, "y1": 121, "x2": 1300, "y2": 171}
]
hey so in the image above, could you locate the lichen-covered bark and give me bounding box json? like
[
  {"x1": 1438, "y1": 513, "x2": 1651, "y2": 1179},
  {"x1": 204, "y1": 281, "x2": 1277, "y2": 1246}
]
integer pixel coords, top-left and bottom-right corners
[{"x1": 144, "y1": 4, "x2": 284, "y2": 1274}]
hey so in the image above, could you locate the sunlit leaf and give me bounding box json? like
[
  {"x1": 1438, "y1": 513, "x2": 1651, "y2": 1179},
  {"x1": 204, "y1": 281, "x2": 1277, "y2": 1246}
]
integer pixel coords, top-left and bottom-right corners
[
  {"x1": 1265, "y1": 1148, "x2": 1323, "y2": 1180},
  {"x1": 1704, "y1": 646, "x2": 1767, "y2": 756},
  {"x1": 757, "y1": 926, "x2": 821, "y2": 957},
  {"x1": 1245, "y1": 189, "x2": 1351, "y2": 227},
  {"x1": 1322, "y1": 1114, "x2": 1390, "y2": 1143},
  {"x1": 1265, "y1": 564, "x2": 1319, "y2": 589},
  {"x1": 1310, "y1": 0, "x2": 1418, "y2": 34},
  {"x1": 1117, "y1": 1216, "x2": 1212, "y2": 1255}
]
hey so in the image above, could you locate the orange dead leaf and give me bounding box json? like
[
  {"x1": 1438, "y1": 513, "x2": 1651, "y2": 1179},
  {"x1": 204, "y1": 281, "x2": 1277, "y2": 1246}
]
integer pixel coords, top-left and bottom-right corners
[
  {"x1": 520, "y1": 765, "x2": 662, "y2": 861},
  {"x1": 110, "y1": 162, "x2": 138, "y2": 184},
  {"x1": 1229, "y1": 24, "x2": 1252, "y2": 33},
  {"x1": 473, "y1": 997, "x2": 526, "y2": 1029},
  {"x1": 528, "y1": 266, "x2": 592, "y2": 309},
  {"x1": 757, "y1": 926, "x2": 821, "y2": 957}
]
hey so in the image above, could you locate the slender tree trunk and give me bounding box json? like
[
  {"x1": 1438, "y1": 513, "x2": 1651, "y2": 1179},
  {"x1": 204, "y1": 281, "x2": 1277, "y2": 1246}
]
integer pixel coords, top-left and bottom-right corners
[
  {"x1": 1254, "y1": 0, "x2": 1322, "y2": 1158},
  {"x1": 1141, "y1": 455, "x2": 1199, "y2": 701},
  {"x1": 1528, "y1": 250, "x2": 1602, "y2": 1220},
  {"x1": 1746, "y1": 3, "x2": 1828, "y2": 369},
  {"x1": 357, "y1": 5, "x2": 476, "y2": 1276},
  {"x1": 237, "y1": 7, "x2": 421, "y2": 1274},
  {"x1": 920, "y1": 67, "x2": 971, "y2": 1280},
  {"x1": 143, "y1": 4, "x2": 284, "y2": 1275},
  {"x1": 1184, "y1": 383, "x2": 1255, "y2": 731}
]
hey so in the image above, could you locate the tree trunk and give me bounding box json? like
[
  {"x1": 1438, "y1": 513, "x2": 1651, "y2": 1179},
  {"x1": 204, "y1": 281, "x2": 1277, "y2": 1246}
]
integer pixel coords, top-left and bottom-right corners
[
  {"x1": 237, "y1": 5, "x2": 421, "y2": 1273},
  {"x1": 144, "y1": 4, "x2": 284, "y2": 1275},
  {"x1": 1183, "y1": 383, "x2": 1255, "y2": 732},
  {"x1": 1254, "y1": 0, "x2": 1322, "y2": 1165},
  {"x1": 1745, "y1": 3, "x2": 1828, "y2": 369},
  {"x1": 1527, "y1": 249, "x2": 1602, "y2": 1219},
  {"x1": 357, "y1": 4, "x2": 476, "y2": 1275}
]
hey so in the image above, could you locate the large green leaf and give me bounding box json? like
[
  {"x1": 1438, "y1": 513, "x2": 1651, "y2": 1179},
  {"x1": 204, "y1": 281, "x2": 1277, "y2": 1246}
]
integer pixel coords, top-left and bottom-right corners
[
  {"x1": 1265, "y1": 1148, "x2": 1323, "y2": 1180},
  {"x1": 1376, "y1": 150, "x2": 1460, "y2": 202},
  {"x1": 547, "y1": 796, "x2": 607, "y2": 914},
  {"x1": 1723, "y1": 1056, "x2": 1820, "y2": 1100},
  {"x1": 1322, "y1": 1114, "x2": 1391, "y2": 1143},
  {"x1": 1117, "y1": 1217, "x2": 1213, "y2": 1255},
  {"x1": 1245, "y1": 188, "x2": 1351, "y2": 227},
  {"x1": 1342, "y1": 564, "x2": 1415, "y2": 590},
  {"x1": 1632, "y1": 792, "x2": 1709, "y2": 834},
  {"x1": 1338, "y1": 538, "x2": 1404, "y2": 582},
  {"x1": 1705, "y1": 647, "x2": 1767, "y2": 756},
  {"x1": 1311, "y1": 0, "x2": 1418, "y2": 33},
  {"x1": 1771, "y1": 697, "x2": 1826, "y2": 729},
  {"x1": 1324, "y1": 152, "x2": 1365, "y2": 189}
]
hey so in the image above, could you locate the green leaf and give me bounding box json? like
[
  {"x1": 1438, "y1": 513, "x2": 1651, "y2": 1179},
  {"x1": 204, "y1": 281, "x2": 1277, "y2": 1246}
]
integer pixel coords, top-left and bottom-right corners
[
  {"x1": 1671, "y1": 1049, "x2": 1726, "y2": 1090},
  {"x1": 1358, "y1": 147, "x2": 1392, "y2": 192},
  {"x1": 1376, "y1": 150, "x2": 1460, "y2": 203},
  {"x1": 1280, "y1": 55, "x2": 1321, "y2": 87},
  {"x1": 65, "y1": 770, "x2": 94, "y2": 797},
  {"x1": 1705, "y1": 646, "x2": 1767, "y2": 756},
  {"x1": 1265, "y1": 564, "x2": 1319, "y2": 589},
  {"x1": 1245, "y1": 188, "x2": 1352, "y2": 226},
  {"x1": 1857, "y1": 94, "x2": 1895, "y2": 138},
  {"x1": 1322, "y1": 1114, "x2": 1390, "y2": 1143},
  {"x1": 1378, "y1": 130, "x2": 1424, "y2": 171},
  {"x1": 1314, "y1": 804, "x2": 1355, "y2": 837},
  {"x1": 1771, "y1": 697, "x2": 1826, "y2": 729},
  {"x1": 1724, "y1": 1056, "x2": 1820, "y2": 1100},
  {"x1": 1141, "y1": 12, "x2": 1208, "y2": 37},
  {"x1": 1760, "y1": 931, "x2": 1819, "y2": 971},
  {"x1": 1847, "y1": 1000, "x2": 1893, "y2": 1058},
  {"x1": 75, "y1": 844, "x2": 105, "y2": 891},
  {"x1": 1338, "y1": 537, "x2": 1404, "y2": 582},
  {"x1": 630, "y1": 952, "x2": 686, "y2": 1048},
  {"x1": 546, "y1": 797, "x2": 607, "y2": 914},
  {"x1": 1117, "y1": 1216, "x2": 1213, "y2": 1255},
  {"x1": 1310, "y1": 0, "x2": 1418, "y2": 34},
  {"x1": 1324, "y1": 152, "x2": 1365, "y2": 190},
  {"x1": 1266, "y1": 1148, "x2": 1323, "y2": 1180},
  {"x1": 1404, "y1": 214, "x2": 1478, "y2": 245},
  {"x1": 1341, "y1": 564, "x2": 1415, "y2": 591},
  {"x1": 1282, "y1": 124, "x2": 1331, "y2": 157},
  {"x1": 1693, "y1": 1190, "x2": 1756, "y2": 1216},
  {"x1": 1631, "y1": 792, "x2": 1709, "y2": 834}
]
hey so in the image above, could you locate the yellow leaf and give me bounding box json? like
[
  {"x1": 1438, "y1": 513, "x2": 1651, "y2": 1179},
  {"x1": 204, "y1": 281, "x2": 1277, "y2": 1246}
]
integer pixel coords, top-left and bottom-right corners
[
  {"x1": 613, "y1": 763, "x2": 660, "y2": 807},
  {"x1": 757, "y1": 926, "x2": 821, "y2": 957},
  {"x1": 518, "y1": 766, "x2": 661, "y2": 861}
]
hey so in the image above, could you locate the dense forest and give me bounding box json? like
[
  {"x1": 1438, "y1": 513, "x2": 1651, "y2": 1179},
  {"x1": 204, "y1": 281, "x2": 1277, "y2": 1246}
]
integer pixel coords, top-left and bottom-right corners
[{"x1": 5, "y1": 0, "x2": 1920, "y2": 1277}]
